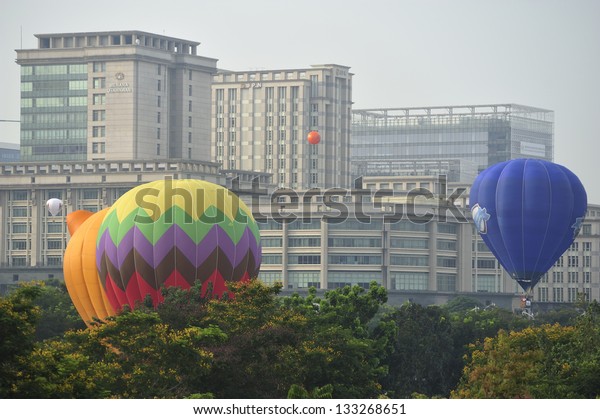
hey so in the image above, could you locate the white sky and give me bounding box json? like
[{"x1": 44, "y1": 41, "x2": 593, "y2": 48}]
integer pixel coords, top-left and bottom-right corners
[{"x1": 1, "y1": 0, "x2": 599, "y2": 203}]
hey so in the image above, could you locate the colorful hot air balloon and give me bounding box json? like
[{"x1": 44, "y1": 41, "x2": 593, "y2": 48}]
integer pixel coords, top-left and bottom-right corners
[
  {"x1": 307, "y1": 131, "x2": 321, "y2": 145},
  {"x1": 46, "y1": 198, "x2": 63, "y2": 216},
  {"x1": 95, "y1": 179, "x2": 262, "y2": 312},
  {"x1": 470, "y1": 158, "x2": 587, "y2": 292},
  {"x1": 63, "y1": 208, "x2": 116, "y2": 325}
]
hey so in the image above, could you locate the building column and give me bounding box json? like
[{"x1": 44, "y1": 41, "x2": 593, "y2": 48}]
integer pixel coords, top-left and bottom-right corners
[
  {"x1": 429, "y1": 221, "x2": 438, "y2": 291},
  {"x1": 320, "y1": 219, "x2": 328, "y2": 289}
]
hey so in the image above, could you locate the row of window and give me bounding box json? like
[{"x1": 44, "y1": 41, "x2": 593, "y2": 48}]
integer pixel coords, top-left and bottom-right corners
[
  {"x1": 21, "y1": 97, "x2": 87, "y2": 108},
  {"x1": 9, "y1": 256, "x2": 62, "y2": 267},
  {"x1": 538, "y1": 287, "x2": 592, "y2": 303},
  {"x1": 21, "y1": 64, "x2": 87, "y2": 75},
  {"x1": 9, "y1": 240, "x2": 65, "y2": 250}
]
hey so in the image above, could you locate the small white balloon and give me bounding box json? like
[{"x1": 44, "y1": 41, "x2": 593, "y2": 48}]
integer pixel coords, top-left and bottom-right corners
[{"x1": 46, "y1": 198, "x2": 63, "y2": 216}]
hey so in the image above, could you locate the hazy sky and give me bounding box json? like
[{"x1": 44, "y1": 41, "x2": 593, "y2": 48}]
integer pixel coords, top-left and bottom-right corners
[{"x1": 1, "y1": 0, "x2": 598, "y2": 203}]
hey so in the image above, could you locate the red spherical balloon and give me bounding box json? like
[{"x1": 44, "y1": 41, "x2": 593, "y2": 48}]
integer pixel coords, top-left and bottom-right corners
[{"x1": 307, "y1": 131, "x2": 321, "y2": 145}]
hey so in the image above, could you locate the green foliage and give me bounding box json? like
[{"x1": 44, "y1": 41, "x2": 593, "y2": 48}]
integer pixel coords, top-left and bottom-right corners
[
  {"x1": 453, "y1": 303, "x2": 600, "y2": 398},
  {"x1": 3, "y1": 278, "x2": 600, "y2": 399},
  {"x1": 287, "y1": 384, "x2": 333, "y2": 399},
  {"x1": 375, "y1": 303, "x2": 456, "y2": 398},
  {"x1": 12, "y1": 310, "x2": 219, "y2": 398},
  {"x1": 0, "y1": 285, "x2": 41, "y2": 397},
  {"x1": 30, "y1": 279, "x2": 86, "y2": 340}
]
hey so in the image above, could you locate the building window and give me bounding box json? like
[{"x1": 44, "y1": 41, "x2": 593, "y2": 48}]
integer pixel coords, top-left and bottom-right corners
[
  {"x1": 47, "y1": 240, "x2": 63, "y2": 250},
  {"x1": 553, "y1": 272, "x2": 564, "y2": 283},
  {"x1": 288, "y1": 254, "x2": 321, "y2": 264},
  {"x1": 157, "y1": 96, "x2": 161, "y2": 107},
  {"x1": 93, "y1": 62, "x2": 106, "y2": 72},
  {"x1": 568, "y1": 256, "x2": 579, "y2": 267},
  {"x1": 582, "y1": 224, "x2": 592, "y2": 235},
  {"x1": 93, "y1": 77, "x2": 105, "y2": 89},
  {"x1": 11, "y1": 190, "x2": 28, "y2": 200},
  {"x1": 12, "y1": 240, "x2": 28, "y2": 250},
  {"x1": 157, "y1": 128, "x2": 161, "y2": 139},
  {"x1": 390, "y1": 255, "x2": 428, "y2": 266},
  {"x1": 553, "y1": 287, "x2": 564, "y2": 302},
  {"x1": 157, "y1": 80, "x2": 161, "y2": 91},
  {"x1": 12, "y1": 257, "x2": 27, "y2": 267},
  {"x1": 82, "y1": 189, "x2": 98, "y2": 199},
  {"x1": 437, "y1": 273, "x2": 456, "y2": 292},
  {"x1": 262, "y1": 254, "x2": 282, "y2": 265},
  {"x1": 93, "y1": 94, "x2": 106, "y2": 105},
  {"x1": 538, "y1": 287, "x2": 548, "y2": 302},
  {"x1": 157, "y1": 143, "x2": 161, "y2": 155},
  {"x1": 390, "y1": 272, "x2": 428, "y2": 291},
  {"x1": 93, "y1": 110, "x2": 105, "y2": 121},
  {"x1": 188, "y1": 85, "x2": 192, "y2": 96},
  {"x1": 188, "y1": 116, "x2": 192, "y2": 128},
  {"x1": 188, "y1": 70, "x2": 192, "y2": 81},
  {"x1": 188, "y1": 132, "x2": 192, "y2": 143},
  {"x1": 289, "y1": 237, "x2": 321, "y2": 247},
  {"x1": 92, "y1": 126, "x2": 105, "y2": 137},
  {"x1": 188, "y1": 100, "x2": 192, "y2": 112},
  {"x1": 261, "y1": 237, "x2": 283, "y2": 247},
  {"x1": 12, "y1": 207, "x2": 29, "y2": 217}
]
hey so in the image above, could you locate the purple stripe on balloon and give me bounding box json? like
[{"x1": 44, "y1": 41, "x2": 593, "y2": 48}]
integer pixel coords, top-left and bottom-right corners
[{"x1": 97, "y1": 223, "x2": 261, "y2": 270}]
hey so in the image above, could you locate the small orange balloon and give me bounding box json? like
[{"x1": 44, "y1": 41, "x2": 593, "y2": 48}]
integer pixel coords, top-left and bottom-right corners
[
  {"x1": 307, "y1": 131, "x2": 321, "y2": 145},
  {"x1": 66, "y1": 210, "x2": 94, "y2": 236}
]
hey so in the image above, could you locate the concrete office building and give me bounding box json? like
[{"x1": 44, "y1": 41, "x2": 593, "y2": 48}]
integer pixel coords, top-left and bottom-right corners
[
  {"x1": 255, "y1": 178, "x2": 600, "y2": 308},
  {"x1": 351, "y1": 104, "x2": 554, "y2": 178},
  {"x1": 0, "y1": 159, "x2": 272, "y2": 289},
  {"x1": 16, "y1": 31, "x2": 217, "y2": 162},
  {"x1": 211, "y1": 65, "x2": 353, "y2": 189}
]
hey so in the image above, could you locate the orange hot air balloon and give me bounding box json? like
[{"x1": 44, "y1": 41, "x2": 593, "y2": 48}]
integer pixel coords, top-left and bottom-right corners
[
  {"x1": 63, "y1": 208, "x2": 115, "y2": 325},
  {"x1": 307, "y1": 131, "x2": 321, "y2": 145}
]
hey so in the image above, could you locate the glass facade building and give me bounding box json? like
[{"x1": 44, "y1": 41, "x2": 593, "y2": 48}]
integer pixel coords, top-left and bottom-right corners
[
  {"x1": 16, "y1": 31, "x2": 217, "y2": 163},
  {"x1": 351, "y1": 104, "x2": 554, "y2": 177},
  {"x1": 20, "y1": 64, "x2": 89, "y2": 161}
]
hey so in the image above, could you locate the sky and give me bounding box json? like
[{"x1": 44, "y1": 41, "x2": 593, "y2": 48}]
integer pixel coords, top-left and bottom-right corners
[{"x1": 0, "y1": 0, "x2": 598, "y2": 203}]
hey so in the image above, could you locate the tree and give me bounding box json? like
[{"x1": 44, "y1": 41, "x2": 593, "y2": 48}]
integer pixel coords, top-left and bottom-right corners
[
  {"x1": 12, "y1": 311, "x2": 221, "y2": 398},
  {"x1": 0, "y1": 285, "x2": 41, "y2": 397},
  {"x1": 452, "y1": 305, "x2": 600, "y2": 399},
  {"x1": 374, "y1": 302, "x2": 456, "y2": 398},
  {"x1": 30, "y1": 279, "x2": 86, "y2": 340}
]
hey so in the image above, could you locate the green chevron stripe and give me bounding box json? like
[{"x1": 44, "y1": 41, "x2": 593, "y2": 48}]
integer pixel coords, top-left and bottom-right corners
[{"x1": 98, "y1": 205, "x2": 259, "y2": 246}]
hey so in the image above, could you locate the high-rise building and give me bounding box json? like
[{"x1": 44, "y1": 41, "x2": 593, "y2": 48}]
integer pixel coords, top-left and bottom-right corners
[
  {"x1": 211, "y1": 65, "x2": 353, "y2": 189},
  {"x1": 16, "y1": 31, "x2": 217, "y2": 162},
  {"x1": 351, "y1": 104, "x2": 554, "y2": 178}
]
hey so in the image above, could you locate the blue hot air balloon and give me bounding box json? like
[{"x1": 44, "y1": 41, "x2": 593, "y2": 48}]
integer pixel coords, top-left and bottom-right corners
[{"x1": 470, "y1": 159, "x2": 587, "y2": 292}]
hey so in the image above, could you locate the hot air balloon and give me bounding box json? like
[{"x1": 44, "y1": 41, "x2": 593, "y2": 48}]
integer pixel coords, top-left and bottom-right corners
[
  {"x1": 63, "y1": 208, "x2": 116, "y2": 325},
  {"x1": 470, "y1": 158, "x2": 587, "y2": 292},
  {"x1": 46, "y1": 198, "x2": 63, "y2": 216},
  {"x1": 307, "y1": 131, "x2": 321, "y2": 145},
  {"x1": 95, "y1": 179, "x2": 262, "y2": 312}
]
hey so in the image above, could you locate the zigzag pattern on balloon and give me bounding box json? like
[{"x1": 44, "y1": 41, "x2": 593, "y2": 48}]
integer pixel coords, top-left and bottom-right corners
[
  {"x1": 97, "y1": 223, "x2": 260, "y2": 290},
  {"x1": 96, "y1": 222, "x2": 260, "y2": 272},
  {"x1": 98, "y1": 244, "x2": 260, "y2": 292},
  {"x1": 97, "y1": 205, "x2": 260, "y2": 246}
]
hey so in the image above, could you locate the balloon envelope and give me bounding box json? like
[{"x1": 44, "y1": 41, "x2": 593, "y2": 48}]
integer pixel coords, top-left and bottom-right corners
[
  {"x1": 63, "y1": 208, "x2": 116, "y2": 325},
  {"x1": 470, "y1": 159, "x2": 587, "y2": 292},
  {"x1": 96, "y1": 179, "x2": 262, "y2": 312},
  {"x1": 46, "y1": 198, "x2": 63, "y2": 216},
  {"x1": 307, "y1": 131, "x2": 321, "y2": 145}
]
